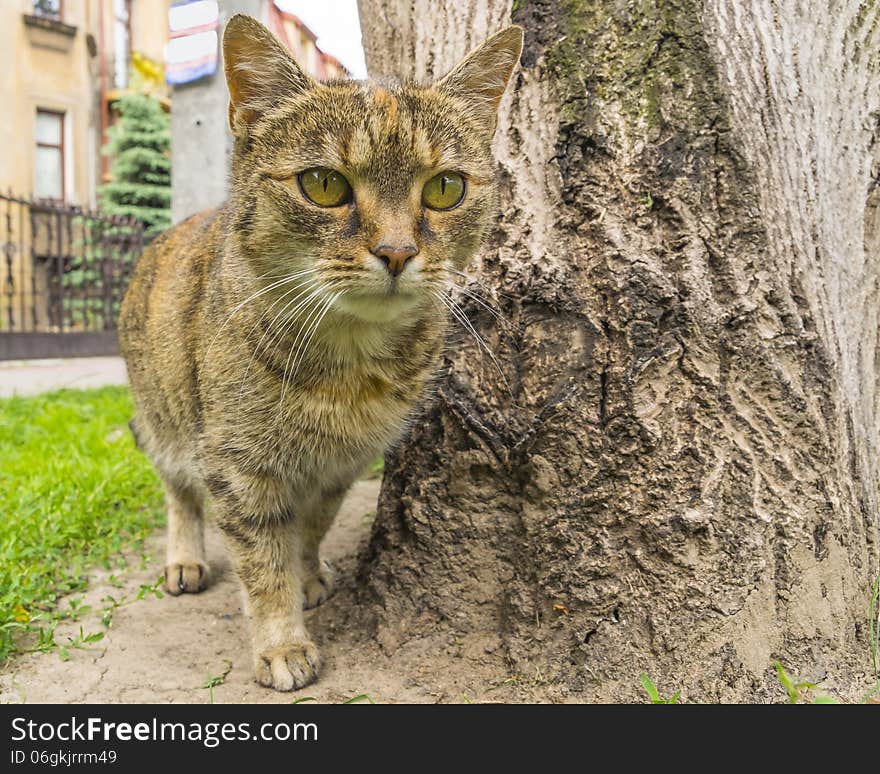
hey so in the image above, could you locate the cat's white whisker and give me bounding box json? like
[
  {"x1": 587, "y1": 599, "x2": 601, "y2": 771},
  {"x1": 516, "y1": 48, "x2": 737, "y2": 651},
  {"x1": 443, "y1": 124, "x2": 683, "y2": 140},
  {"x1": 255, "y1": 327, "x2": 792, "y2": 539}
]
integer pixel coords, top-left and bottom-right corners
[
  {"x1": 205, "y1": 268, "x2": 315, "y2": 360},
  {"x1": 235, "y1": 280, "x2": 324, "y2": 414},
  {"x1": 288, "y1": 290, "x2": 343, "y2": 387},
  {"x1": 448, "y1": 268, "x2": 520, "y2": 302},
  {"x1": 447, "y1": 283, "x2": 512, "y2": 329},
  {"x1": 264, "y1": 293, "x2": 318, "y2": 357},
  {"x1": 276, "y1": 287, "x2": 337, "y2": 416},
  {"x1": 257, "y1": 288, "x2": 328, "y2": 390},
  {"x1": 434, "y1": 290, "x2": 512, "y2": 395}
]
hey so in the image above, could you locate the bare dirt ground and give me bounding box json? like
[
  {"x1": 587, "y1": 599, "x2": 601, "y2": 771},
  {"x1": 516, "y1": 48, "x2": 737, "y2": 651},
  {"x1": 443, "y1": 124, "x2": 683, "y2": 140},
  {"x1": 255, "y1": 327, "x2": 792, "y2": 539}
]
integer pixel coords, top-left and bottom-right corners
[{"x1": 0, "y1": 479, "x2": 542, "y2": 704}]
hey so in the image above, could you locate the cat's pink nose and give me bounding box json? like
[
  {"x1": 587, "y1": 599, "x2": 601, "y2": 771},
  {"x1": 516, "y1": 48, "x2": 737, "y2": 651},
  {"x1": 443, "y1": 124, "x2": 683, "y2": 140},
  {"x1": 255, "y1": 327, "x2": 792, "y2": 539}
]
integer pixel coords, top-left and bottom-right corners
[{"x1": 371, "y1": 244, "x2": 418, "y2": 277}]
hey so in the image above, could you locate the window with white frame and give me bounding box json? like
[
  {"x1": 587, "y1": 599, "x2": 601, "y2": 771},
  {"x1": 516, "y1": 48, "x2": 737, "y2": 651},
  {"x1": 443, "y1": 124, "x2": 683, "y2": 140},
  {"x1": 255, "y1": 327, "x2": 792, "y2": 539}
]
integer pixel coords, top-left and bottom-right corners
[
  {"x1": 34, "y1": 110, "x2": 65, "y2": 201},
  {"x1": 113, "y1": 0, "x2": 131, "y2": 89}
]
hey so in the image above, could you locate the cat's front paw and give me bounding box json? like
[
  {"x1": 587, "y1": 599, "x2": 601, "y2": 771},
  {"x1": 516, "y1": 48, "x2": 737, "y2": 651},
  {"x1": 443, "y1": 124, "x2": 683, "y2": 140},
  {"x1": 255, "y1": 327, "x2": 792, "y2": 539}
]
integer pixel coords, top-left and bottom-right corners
[
  {"x1": 255, "y1": 640, "x2": 321, "y2": 691},
  {"x1": 164, "y1": 561, "x2": 209, "y2": 595},
  {"x1": 303, "y1": 560, "x2": 336, "y2": 609}
]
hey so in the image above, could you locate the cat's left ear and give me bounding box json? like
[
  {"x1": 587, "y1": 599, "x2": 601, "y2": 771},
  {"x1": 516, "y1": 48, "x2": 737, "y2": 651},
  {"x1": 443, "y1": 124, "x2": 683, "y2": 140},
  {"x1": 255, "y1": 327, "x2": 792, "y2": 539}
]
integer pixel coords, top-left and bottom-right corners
[
  {"x1": 436, "y1": 26, "x2": 524, "y2": 135},
  {"x1": 223, "y1": 14, "x2": 315, "y2": 135}
]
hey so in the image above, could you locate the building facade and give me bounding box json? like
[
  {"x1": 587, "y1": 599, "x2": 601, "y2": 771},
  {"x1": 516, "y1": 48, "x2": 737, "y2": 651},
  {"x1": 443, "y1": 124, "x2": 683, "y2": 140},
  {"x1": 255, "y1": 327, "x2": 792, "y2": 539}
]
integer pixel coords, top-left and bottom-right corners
[
  {"x1": 0, "y1": 1, "x2": 171, "y2": 209},
  {"x1": 268, "y1": 3, "x2": 347, "y2": 80},
  {"x1": 0, "y1": 1, "x2": 347, "y2": 343}
]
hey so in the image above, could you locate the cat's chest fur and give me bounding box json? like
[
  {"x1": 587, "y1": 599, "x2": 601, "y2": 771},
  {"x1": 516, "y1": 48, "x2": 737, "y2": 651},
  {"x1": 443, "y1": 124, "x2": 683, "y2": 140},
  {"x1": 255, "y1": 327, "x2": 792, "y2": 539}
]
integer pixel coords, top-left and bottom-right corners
[{"x1": 210, "y1": 306, "x2": 441, "y2": 487}]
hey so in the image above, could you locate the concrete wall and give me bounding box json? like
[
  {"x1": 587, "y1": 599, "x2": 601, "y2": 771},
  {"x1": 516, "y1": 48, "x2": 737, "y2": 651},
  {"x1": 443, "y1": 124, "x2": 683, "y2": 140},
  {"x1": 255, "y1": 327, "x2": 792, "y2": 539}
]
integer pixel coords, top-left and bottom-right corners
[
  {"x1": 170, "y1": 0, "x2": 265, "y2": 224},
  {"x1": 132, "y1": 1, "x2": 169, "y2": 65}
]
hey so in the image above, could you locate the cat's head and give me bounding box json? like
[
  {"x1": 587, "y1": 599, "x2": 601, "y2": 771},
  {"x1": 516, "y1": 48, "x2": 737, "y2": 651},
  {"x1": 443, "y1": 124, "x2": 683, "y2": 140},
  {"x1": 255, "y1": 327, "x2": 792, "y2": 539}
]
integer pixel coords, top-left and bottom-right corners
[{"x1": 222, "y1": 15, "x2": 522, "y2": 324}]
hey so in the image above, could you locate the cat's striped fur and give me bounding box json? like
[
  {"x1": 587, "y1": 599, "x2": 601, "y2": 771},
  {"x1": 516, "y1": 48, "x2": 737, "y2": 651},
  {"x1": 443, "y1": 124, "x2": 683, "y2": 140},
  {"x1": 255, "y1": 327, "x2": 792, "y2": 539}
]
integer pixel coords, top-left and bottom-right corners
[{"x1": 119, "y1": 14, "x2": 522, "y2": 691}]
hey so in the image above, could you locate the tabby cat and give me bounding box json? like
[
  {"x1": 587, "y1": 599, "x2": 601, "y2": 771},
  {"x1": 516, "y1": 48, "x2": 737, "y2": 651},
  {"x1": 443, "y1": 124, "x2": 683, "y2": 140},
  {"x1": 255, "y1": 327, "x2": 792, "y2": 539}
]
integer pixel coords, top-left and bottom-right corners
[{"x1": 118, "y1": 14, "x2": 522, "y2": 691}]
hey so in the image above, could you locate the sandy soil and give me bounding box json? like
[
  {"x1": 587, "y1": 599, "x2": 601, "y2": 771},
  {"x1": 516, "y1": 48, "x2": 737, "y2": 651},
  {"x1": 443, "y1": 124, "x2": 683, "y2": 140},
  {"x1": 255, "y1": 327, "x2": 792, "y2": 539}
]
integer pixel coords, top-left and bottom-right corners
[{"x1": 0, "y1": 479, "x2": 537, "y2": 705}]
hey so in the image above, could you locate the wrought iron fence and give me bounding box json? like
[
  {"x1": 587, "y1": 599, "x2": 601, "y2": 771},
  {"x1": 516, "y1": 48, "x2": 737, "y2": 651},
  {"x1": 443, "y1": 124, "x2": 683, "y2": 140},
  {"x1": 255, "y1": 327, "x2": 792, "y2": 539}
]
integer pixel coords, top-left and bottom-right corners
[{"x1": 0, "y1": 192, "x2": 144, "y2": 359}]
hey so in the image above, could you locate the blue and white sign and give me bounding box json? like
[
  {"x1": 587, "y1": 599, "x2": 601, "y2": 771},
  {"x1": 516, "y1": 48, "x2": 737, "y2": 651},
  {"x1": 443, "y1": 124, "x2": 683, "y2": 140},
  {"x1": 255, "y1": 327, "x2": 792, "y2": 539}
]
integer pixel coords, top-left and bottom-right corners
[{"x1": 165, "y1": 0, "x2": 220, "y2": 85}]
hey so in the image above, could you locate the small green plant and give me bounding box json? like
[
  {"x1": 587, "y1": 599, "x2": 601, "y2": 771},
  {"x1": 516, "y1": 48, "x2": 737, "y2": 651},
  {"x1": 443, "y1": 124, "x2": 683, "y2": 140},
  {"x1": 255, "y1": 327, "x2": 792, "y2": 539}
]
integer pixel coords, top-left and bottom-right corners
[
  {"x1": 66, "y1": 597, "x2": 92, "y2": 622},
  {"x1": 24, "y1": 625, "x2": 58, "y2": 656},
  {"x1": 639, "y1": 673, "x2": 680, "y2": 704},
  {"x1": 288, "y1": 694, "x2": 375, "y2": 705},
  {"x1": 202, "y1": 660, "x2": 233, "y2": 704},
  {"x1": 773, "y1": 662, "x2": 837, "y2": 704},
  {"x1": 99, "y1": 576, "x2": 164, "y2": 629},
  {"x1": 58, "y1": 627, "x2": 104, "y2": 662},
  {"x1": 136, "y1": 577, "x2": 165, "y2": 602}
]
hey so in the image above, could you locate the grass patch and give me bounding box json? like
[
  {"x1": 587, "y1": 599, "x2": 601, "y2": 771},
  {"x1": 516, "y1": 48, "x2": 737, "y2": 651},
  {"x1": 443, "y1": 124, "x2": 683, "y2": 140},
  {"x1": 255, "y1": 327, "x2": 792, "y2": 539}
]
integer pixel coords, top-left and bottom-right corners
[
  {"x1": 639, "y1": 673, "x2": 680, "y2": 704},
  {"x1": 202, "y1": 660, "x2": 234, "y2": 704},
  {"x1": 290, "y1": 694, "x2": 376, "y2": 705},
  {"x1": 0, "y1": 386, "x2": 163, "y2": 662}
]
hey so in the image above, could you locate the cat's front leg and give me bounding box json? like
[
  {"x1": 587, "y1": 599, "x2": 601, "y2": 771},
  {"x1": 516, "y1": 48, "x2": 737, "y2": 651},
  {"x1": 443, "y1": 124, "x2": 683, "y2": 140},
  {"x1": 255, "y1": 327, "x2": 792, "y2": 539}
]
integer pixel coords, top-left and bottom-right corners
[
  {"x1": 163, "y1": 479, "x2": 208, "y2": 595},
  {"x1": 212, "y1": 480, "x2": 320, "y2": 691},
  {"x1": 223, "y1": 515, "x2": 320, "y2": 690},
  {"x1": 300, "y1": 486, "x2": 349, "y2": 609}
]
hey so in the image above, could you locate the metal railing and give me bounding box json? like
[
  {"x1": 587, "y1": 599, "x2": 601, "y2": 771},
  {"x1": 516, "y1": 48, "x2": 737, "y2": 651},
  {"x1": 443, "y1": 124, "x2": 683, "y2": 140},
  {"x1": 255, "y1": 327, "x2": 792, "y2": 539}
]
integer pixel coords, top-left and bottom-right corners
[{"x1": 0, "y1": 192, "x2": 144, "y2": 359}]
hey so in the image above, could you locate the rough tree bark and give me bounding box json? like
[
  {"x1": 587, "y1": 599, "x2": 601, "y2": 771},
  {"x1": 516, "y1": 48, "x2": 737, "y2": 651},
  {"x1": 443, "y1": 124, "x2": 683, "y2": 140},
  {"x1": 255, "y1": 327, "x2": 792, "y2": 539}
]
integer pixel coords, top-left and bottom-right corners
[{"x1": 355, "y1": 0, "x2": 880, "y2": 701}]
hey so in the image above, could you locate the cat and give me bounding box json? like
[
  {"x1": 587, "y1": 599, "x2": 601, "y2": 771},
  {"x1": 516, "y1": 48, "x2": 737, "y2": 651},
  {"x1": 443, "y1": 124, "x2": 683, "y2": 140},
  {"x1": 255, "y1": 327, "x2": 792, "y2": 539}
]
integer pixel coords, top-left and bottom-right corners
[{"x1": 118, "y1": 14, "x2": 522, "y2": 691}]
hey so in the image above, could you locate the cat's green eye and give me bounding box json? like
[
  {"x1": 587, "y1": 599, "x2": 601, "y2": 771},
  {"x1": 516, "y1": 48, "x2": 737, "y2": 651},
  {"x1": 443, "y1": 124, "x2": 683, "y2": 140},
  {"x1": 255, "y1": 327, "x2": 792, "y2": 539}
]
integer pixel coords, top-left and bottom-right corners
[
  {"x1": 422, "y1": 172, "x2": 466, "y2": 210},
  {"x1": 298, "y1": 168, "x2": 353, "y2": 207}
]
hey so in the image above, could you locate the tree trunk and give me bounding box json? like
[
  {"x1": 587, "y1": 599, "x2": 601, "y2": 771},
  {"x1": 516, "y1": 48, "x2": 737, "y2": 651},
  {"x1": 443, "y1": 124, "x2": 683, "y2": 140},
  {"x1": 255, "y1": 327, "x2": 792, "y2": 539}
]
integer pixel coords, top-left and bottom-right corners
[{"x1": 356, "y1": 0, "x2": 880, "y2": 701}]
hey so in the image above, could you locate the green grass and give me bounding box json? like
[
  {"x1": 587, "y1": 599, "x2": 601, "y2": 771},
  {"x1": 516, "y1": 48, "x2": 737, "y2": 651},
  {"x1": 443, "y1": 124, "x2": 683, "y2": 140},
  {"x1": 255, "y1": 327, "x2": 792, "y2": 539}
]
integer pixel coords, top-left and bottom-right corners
[
  {"x1": 639, "y1": 673, "x2": 680, "y2": 704},
  {"x1": 0, "y1": 386, "x2": 164, "y2": 662},
  {"x1": 290, "y1": 694, "x2": 376, "y2": 705},
  {"x1": 772, "y1": 661, "x2": 838, "y2": 704},
  {"x1": 202, "y1": 660, "x2": 233, "y2": 704}
]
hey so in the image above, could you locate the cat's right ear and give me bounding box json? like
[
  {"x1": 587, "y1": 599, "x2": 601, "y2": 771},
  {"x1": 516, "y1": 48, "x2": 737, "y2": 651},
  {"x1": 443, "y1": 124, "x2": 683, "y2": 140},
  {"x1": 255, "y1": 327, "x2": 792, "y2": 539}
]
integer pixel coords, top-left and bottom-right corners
[
  {"x1": 223, "y1": 14, "x2": 314, "y2": 136},
  {"x1": 436, "y1": 26, "x2": 523, "y2": 136}
]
